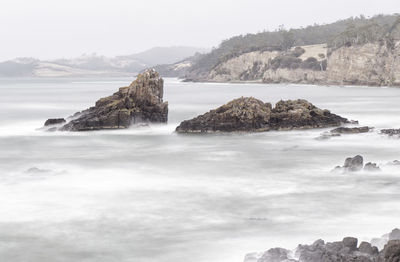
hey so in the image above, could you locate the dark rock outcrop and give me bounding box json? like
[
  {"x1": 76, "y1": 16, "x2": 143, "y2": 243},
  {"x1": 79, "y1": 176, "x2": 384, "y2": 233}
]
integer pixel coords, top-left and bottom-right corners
[
  {"x1": 364, "y1": 162, "x2": 381, "y2": 172},
  {"x1": 176, "y1": 97, "x2": 272, "y2": 133},
  {"x1": 334, "y1": 155, "x2": 381, "y2": 173},
  {"x1": 244, "y1": 229, "x2": 400, "y2": 262},
  {"x1": 176, "y1": 98, "x2": 349, "y2": 133},
  {"x1": 331, "y1": 126, "x2": 372, "y2": 134},
  {"x1": 343, "y1": 155, "x2": 364, "y2": 172},
  {"x1": 45, "y1": 69, "x2": 168, "y2": 131},
  {"x1": 44, "y1": 118, "x2": 66, "y2": 126},
  {"x1": 381, "y1": 129, "x2": 400, "y2": 137}
]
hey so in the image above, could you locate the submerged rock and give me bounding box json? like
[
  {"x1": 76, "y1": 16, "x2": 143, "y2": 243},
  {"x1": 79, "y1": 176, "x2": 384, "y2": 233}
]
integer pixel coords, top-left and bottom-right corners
[
  {"x1": 364, "y1": 162, "x2": 381, "y2": 172},
  {"x1": 330, "y1": 126, "x2": 372, "y2": 134},
  {"x1": 176, "y1": 98, "x2": 349, "y2": 133},
  {"x1": 344, "y1": 155, "x2": 364, "y2": 172},
  {"x1": 45, "y1": 69, "x2": 168, "y2": 131}
]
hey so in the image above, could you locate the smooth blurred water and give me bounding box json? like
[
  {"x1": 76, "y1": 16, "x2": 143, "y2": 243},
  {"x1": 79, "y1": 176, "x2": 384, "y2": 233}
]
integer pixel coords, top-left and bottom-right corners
[{"x1": 1, "y1": 78, "x2": 400, "y2": 262}]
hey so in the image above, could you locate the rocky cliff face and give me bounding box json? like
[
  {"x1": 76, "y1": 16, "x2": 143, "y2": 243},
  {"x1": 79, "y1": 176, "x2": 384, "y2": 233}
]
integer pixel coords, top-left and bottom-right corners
[
  {"x1": 208, "y1": 51, "x2": 279, "y2": 82},
  {"x1": 197, "y1": 41, "x2": 400, "y2": 86},
  {"x1": 45, "y1": 69, "x2": 168, "y2": 131},
  {"x1": 327, "y1": 42, "x2": 400, "y2": 86}
]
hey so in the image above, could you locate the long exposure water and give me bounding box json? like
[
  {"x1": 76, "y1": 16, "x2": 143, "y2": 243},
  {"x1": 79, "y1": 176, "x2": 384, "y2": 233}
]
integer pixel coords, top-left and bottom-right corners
[{"x1": 1, "y1": 78, "x2": 400, "y2": 262}]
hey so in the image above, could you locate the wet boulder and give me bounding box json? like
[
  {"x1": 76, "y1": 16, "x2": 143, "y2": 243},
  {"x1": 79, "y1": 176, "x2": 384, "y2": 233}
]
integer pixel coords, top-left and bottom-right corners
[{"x1": 344, "y1": 155, "x2": 364, "y2": 172}]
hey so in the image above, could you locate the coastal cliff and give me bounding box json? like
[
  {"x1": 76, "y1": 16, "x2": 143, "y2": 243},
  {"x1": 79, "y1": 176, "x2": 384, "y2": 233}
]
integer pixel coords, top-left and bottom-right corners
[{"x1": 190, "y1": 41, "x2": 400, "y2": 86}]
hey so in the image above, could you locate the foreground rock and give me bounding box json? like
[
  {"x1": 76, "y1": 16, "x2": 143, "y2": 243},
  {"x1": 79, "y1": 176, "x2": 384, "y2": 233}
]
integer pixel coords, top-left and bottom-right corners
[
  {"x1": 176, "y1": 98, "x2": 349, "y2": 133},
  {"x1": 244, "y1": 229, "x2": 400, "y2": 262},
  {"x1": 43, "y1": 69, "x2": 168, "y2": 131},
  {"x1": 333, "y1": 155, "x2": 381, "y2": 172}
]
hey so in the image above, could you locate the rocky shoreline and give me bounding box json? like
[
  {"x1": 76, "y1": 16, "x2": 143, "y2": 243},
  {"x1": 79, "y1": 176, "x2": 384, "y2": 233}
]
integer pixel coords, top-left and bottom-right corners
[{"x1": 245, "y1": 229, "x2": 400, "y2": 262}]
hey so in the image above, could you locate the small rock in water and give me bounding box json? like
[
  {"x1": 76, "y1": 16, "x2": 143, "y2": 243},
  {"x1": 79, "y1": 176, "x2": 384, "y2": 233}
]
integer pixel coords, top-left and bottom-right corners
[
  {"x1": 343, "y1": 155, "x2": 364, "y2": 172},
  {"x1": 44, "y1": 118, "x2": 66, "y2": 126},
  {"x1": 381, "y1": 129, "x2": 400, "y2": 137},
  {"x1": 364, "y1": 162, "x2": 381, "y2": 172},
  {"x1": 330, "y1": 126, "x2": 372, "y2": 134},
  {"x1": 388, "y1": 160, "x2": 400, "y2": 166}
]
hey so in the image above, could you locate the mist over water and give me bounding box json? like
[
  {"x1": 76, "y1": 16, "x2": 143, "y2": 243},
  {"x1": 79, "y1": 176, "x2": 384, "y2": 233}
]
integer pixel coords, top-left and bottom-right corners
[{"x1": 1, "y1": 78, "x2": 400, "y2": 262}]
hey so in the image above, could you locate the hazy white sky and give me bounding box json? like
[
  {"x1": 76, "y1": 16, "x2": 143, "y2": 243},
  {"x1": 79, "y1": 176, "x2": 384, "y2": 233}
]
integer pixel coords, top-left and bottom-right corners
[{"x1": 0, "y1": 0, "x2": 399, "y2": 61}]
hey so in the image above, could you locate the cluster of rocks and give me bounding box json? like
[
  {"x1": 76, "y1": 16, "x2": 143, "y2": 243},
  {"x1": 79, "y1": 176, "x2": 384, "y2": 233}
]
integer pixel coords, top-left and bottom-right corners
[
  {"x1": 245, "y1": 229, "x2": 400, "y2": 262},
  {"x1": 381, "y1": 129, "x2": 400, "y2": 137},
  {"x1": 175, "y1": 97, "x2": 349, "y2": 133},
  {"x1": 44, "y1": 69, "x2": 168, "y2": 131},
  {"x1": 333, "y1": 155, "x2": 380, "y2": 173}
]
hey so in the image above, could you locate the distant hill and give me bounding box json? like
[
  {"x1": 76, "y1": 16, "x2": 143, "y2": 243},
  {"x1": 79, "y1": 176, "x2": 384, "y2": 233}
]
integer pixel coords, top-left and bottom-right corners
[
  {"x1": 119, "y1": 46, "x2": 209, "y2": 66},
  {"x1": 0, "y1": 46, "x2": 209, "y2": 77}
]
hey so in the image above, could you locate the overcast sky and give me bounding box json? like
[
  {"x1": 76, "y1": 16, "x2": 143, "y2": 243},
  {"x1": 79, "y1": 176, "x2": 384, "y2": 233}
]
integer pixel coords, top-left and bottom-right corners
[{"x1": 0, "y1": 0, "x2": 399, "y2": 61}]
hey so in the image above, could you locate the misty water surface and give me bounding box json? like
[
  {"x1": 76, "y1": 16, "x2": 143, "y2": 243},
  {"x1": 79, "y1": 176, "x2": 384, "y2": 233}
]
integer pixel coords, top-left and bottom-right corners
[{"x1": 0, "y1": 78, "x2": 400, "y2": 262}]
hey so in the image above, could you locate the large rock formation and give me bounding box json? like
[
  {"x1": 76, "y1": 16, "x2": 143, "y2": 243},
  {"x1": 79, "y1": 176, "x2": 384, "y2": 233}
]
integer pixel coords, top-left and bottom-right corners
[
  {"x1": 244, "y1": 229, "x2": 400, "y2": 262},
  {"x1": 176, "y1": 97, "x2": 349, "y2": 133},
  {"x1": 45, "y1": 69, "x2": 168, "y2": 131}
]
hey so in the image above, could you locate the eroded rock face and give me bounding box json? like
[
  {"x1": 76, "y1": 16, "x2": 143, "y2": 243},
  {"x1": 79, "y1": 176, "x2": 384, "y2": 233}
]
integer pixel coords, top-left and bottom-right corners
[
  {"x1": 46, "y1": 69, "x2": 168, "y2": 131},
  {"x1": 176, "y1": 98, "x2": 348, "y2": 133}
]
